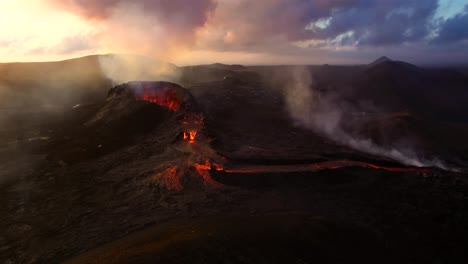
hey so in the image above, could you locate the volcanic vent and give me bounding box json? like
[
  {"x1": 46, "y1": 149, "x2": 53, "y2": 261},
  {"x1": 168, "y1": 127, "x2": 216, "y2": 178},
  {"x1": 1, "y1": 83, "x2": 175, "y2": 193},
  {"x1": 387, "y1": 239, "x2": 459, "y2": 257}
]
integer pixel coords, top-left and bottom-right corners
[
  {"x1": 112, "y1": 81, "x2": 224, "y2": 191},
  {"x1": 87, "y1": 81, "x2": 438, "y2": 193}
]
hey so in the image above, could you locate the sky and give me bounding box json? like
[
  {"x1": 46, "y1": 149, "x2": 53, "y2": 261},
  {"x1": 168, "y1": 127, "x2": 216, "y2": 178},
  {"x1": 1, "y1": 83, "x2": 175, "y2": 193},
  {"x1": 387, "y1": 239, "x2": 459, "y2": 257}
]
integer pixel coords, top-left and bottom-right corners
[{"x1": 0, "y1": 0, "x2": 467, "y2": 65}]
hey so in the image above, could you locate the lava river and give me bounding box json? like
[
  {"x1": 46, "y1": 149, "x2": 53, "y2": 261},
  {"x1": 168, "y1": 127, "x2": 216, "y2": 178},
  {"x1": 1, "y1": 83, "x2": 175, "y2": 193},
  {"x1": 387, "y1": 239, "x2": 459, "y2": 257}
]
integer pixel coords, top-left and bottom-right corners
[
  {"x1": 131, "y1": 82, "x2": 439, "y2": 191},
  {"x1": 219, "y1": 160, "x2": 432, "y2": 174}
]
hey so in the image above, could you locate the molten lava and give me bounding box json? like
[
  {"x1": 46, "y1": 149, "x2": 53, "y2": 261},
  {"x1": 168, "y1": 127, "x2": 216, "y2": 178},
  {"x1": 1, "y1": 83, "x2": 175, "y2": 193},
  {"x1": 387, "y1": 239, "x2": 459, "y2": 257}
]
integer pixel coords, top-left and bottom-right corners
[
  {"x1": 213, "y1": 163, "x2": 224, "y2": 171},
  {"x1": 136, "y1": 85, "x2": 181, "y2": 111},
  {"x1": 179, "y1": 112, "x2": 204, "y2": 144},
  {"x1": 134, "y1": 84, "x2": 205, "y2": 145},
  {"x1": 310, "y1": 160, "x2": 431, "y2": 173},
  {"x1": 179, "y1": 113, "x2": 204, "y2": 126},
  {"x1": 183, "y1": 131, "x2": 198, "y2": 144},
  {"x1": 133, "y1": 82, "x2": 225, "y2": 190},
  {"x1": 194, "y1": 160, "x2": 224, "y2": 188},
  {"x1": 219, "y1": 159, "x2": 432, "y2": 174}
]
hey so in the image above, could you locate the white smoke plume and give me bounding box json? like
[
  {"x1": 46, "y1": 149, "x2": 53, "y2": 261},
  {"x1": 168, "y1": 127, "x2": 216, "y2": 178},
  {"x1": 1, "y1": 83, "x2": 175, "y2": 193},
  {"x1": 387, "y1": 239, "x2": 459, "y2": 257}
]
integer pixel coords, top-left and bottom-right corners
[
  {"x1": 98, "y1": 54, "x2": 181, "y2": 86},
  {"x1": 281, "y1": 66, "x2": 450, "y2": 169}
]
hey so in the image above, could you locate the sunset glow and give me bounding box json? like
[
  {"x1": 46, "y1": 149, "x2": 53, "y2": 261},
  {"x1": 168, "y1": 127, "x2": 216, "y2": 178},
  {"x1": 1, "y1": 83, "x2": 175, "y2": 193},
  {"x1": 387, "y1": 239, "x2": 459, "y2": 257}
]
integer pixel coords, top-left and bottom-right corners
[{"x1": 1, "y1": 0, "x2": 467, "y2": 64}]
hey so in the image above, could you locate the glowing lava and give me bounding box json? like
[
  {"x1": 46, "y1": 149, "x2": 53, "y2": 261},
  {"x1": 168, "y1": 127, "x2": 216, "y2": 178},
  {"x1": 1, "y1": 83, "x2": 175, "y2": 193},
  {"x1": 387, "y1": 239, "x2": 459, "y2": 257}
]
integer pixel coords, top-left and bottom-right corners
[
  {"x1": 220, "y1": 159, "x2": 432, "y2": 174},
  {"x1": 310, "y1": 160, "x2": 431, "y2": 173},
  {"x1": 133, "y1": 84, "x2": 204, "y2": 145},
  {"x1": 136, "y1": 85, "x2": 181, "y2": 111},
  {"x1": 133, "y1": 82, "x2": 223, "y2": 190},
  {"x1": 194, "y1": 160, "x2": 224, "y2": 188},
  {"x1": 183, "y1": 131, "x2": 198, "y2": 144},
  {"x1": 179, "y1": 113, "x2": 204, "y2": 144}
]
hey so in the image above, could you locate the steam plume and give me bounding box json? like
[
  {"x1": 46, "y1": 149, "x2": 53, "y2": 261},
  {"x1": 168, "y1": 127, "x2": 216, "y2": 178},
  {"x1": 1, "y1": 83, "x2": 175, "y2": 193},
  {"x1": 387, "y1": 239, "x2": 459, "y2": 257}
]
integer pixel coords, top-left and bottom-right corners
[
  {"x1": 280, "y1": 66, "x2": 450, "y2": 169},
  {"x1": 51, "y1": 0, "x2": 216, "y2": 60},
  {"x1": 98, "y1": 54, "x2": 180, "y2": 85}
]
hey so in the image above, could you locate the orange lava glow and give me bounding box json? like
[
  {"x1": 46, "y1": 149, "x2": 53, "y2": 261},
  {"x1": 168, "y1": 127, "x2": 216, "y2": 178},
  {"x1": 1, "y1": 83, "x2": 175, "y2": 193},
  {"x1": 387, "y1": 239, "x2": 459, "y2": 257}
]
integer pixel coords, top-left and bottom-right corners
[
  {"x1": 136, "y1": 86, "x2": 181, "y2": 111},
  {"x1": 180, "y1": 113, "x2": 204, "y2": 144},
  {"x1": 194, "y1": 160, "x2": 224, "y2": 188},
  {"x1": 213, "y1": 163, "x2": 224, "y2": 171},
  {"x1": 310, "y1": 160, "x2": 431, "y2": 173},
  {"x1": 219, "y1": 159, "x2": 432, "y2": 174},
  {"x1": 179, "y1": 113, "x2": 204, "y2": 126},
  {"x1": 183, "y1": 130, "x2": 198, "y2": 144}
]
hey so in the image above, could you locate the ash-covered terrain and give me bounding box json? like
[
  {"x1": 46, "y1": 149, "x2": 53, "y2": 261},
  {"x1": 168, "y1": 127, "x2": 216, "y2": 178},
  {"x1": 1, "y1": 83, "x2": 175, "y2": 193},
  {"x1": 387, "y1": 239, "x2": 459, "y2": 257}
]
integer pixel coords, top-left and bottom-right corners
[{"x1": 1, "y1": 55, "x2": 468, "y2": 263}]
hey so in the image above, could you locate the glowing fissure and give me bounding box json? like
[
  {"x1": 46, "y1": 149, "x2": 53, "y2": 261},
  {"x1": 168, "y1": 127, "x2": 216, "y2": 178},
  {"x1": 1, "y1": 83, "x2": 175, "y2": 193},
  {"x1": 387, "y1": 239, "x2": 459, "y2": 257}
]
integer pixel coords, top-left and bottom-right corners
[
  {"x1": 136, "y1": 83, "x2": 431, "y2": 190},
  {"x1": 136, "y1": 85, "x2": 181, "y2": 111},
  {"x1": 136, "y1": 83, "x2": 223, "y2": 191},
  {"x1": 135, "y1": 85, "x2": 204, "y2": 144},
  {"x1": 220, "y1": 159, "x2": 431, "y2": 174},
  {"x1": 183, "y1": 131, "x2": 198, "y2": 144},
  {"x1": 194, "y1": 160, "x2": 224, "y2": 188},
  {"x1": 310, "y1": 160, "x2": 431, "y2": 173}
]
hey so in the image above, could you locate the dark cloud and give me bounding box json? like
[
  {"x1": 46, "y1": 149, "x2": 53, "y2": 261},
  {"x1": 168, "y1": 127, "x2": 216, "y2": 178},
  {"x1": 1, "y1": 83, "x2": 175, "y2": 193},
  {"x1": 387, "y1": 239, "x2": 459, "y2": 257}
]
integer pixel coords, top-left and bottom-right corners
[
  {"x1": 316, "y1": 0, "x2": 439, "y2": 46},
  {"x1": 49, "y1": 0, "x2": 468, "y2": 64},
  {"x1": 53, "y1": 0, "x2": 216, "y2": 38},
  {"x1": 201, "y1": 0, "x2": 358, "y2": 49},
  {"x1": 432, "y1": 4, "x2": 468, "y2": 44},
  {"x1": 204, "y1": 0, "x2": 439, "y2": 50}
]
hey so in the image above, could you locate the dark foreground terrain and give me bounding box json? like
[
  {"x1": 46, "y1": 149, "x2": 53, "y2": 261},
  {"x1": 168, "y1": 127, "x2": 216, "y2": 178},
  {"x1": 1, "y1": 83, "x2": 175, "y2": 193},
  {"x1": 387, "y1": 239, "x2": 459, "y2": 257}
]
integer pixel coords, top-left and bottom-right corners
[{"x1": 1, "y1": 55, "x2": 468, "y2": 263}]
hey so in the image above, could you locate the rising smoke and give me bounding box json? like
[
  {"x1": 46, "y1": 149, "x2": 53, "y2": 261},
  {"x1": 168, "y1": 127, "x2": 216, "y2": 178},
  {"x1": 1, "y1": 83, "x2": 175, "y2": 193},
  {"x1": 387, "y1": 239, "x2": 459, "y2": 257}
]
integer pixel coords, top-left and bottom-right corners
[
  {"x1": 280, "y1": 66, "x2": 450, "y2": 169},
  {"x1": 51, "y1": 0, "x2": 216, "y2": 62},
  {"x1": 98, "y1": 54, "x2": 181, "y2": 86},
  {"x1": 50, "y1": 1, "x2": 217, "y2": 87}
]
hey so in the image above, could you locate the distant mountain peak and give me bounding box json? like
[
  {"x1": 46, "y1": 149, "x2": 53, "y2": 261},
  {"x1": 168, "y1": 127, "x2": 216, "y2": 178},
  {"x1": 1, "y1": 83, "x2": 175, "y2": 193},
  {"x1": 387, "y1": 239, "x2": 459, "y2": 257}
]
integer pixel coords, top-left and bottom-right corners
[
  {"x1": 369, "y1": 56, "x2": 392, "y2": 67},
  {"x1": 206, "y1": 63, "x2": 247, "y2": 71}
]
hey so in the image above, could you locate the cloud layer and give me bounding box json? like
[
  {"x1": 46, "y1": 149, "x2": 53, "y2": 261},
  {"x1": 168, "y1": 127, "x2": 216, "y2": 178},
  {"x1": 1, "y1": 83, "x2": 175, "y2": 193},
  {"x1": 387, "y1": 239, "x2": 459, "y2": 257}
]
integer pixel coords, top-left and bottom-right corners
[
  {"x1": 200, "y1": 0, "x2": 467, "y2": 49},
  {"x1": 2, "y1": 0, "x2": 468, "y2": 64},
  {"x1": 50, "y1": 0, "x2": 216, "y2": 59},
  {"x1": 433, "y1": 5, "x2": 468, "y2": 43}
]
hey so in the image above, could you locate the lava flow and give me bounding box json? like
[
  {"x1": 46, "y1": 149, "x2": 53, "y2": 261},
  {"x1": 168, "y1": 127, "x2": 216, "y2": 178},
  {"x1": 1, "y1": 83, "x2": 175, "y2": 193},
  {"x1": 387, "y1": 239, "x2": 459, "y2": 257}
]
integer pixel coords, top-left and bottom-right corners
[
  {"x1": 183, "y1": 131, "x2": 198, "y2": 144},
  {"x1": 311, "y1": 160, "x2": 432, "y2": 173},
  {"x1": 135, "y1": 85, "x2": 181, "y2": 111},
  {"x1": 194, "y1": 160, "x2": 224, "y2": 188},
  {"x1": 219, "y1": 159, "x2": 432, "y2": 174},
  {"x1": 134, "y1": 83, "x2": 204, "y2": 144},
  {"x1": 131, "y1": 82, "x2": 223, "y2": 190}
]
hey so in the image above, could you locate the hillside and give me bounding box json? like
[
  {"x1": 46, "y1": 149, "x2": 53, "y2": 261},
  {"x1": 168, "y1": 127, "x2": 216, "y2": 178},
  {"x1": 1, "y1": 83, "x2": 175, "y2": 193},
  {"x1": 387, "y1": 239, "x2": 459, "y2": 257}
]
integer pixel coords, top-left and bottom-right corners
[{"x1": 0, "y1": 55, "x2": 113, "y2": 108}]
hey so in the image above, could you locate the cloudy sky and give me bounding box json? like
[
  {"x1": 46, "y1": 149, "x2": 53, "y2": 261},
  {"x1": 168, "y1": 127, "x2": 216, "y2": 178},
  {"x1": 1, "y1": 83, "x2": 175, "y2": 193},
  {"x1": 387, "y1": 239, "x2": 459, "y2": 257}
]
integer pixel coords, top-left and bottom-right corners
[{"x1": 0, "y1": 0, "x2": 467, "y2": 65}]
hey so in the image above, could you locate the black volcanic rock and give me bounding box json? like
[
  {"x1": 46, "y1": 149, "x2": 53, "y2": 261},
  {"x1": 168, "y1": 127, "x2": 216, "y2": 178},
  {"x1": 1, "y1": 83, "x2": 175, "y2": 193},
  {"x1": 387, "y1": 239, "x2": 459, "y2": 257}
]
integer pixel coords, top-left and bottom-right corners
[
  {"x1": 207, "y1": 63, "x2": 248, "y2": 71},
  {"x1": 3, "y1": 61, "x2": 468, "y2": 264},
  {"x1": 350, "y1": 60, "x2": 468, "y2": 121},
  {"x1": 47, "y1": 81, "x2": 200, "y2": 163},
  {"x1": 368, "y1": 56, "x2": 392, "y2": 67},
  {"x1": 112, "y1": 81, "x2": 200, "y2": 112},
  {"x1": 85, "y1": 83, "x2": 172, "y2": 130}
]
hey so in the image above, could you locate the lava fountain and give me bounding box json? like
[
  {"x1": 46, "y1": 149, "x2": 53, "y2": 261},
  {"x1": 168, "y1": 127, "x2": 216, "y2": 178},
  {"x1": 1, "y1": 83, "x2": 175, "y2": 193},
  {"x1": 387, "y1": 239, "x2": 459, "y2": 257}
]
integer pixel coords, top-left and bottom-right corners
[{"x1": 125, "y1": 81, "x2": 224, "y2": 190}]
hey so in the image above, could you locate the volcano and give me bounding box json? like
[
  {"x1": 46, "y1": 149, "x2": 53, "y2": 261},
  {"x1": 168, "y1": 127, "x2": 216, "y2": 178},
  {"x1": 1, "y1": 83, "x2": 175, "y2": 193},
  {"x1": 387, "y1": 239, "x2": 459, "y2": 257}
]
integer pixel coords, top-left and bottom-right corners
[
  {"x1": 1, "y1": 56, "x2": 468, "y2": 264},
  {"x1": 125, "y1": 81, "x2": 198, "y2": 112},
  {"x1": 88, "y1": 81, "x2": 223, "y2": 190}
]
